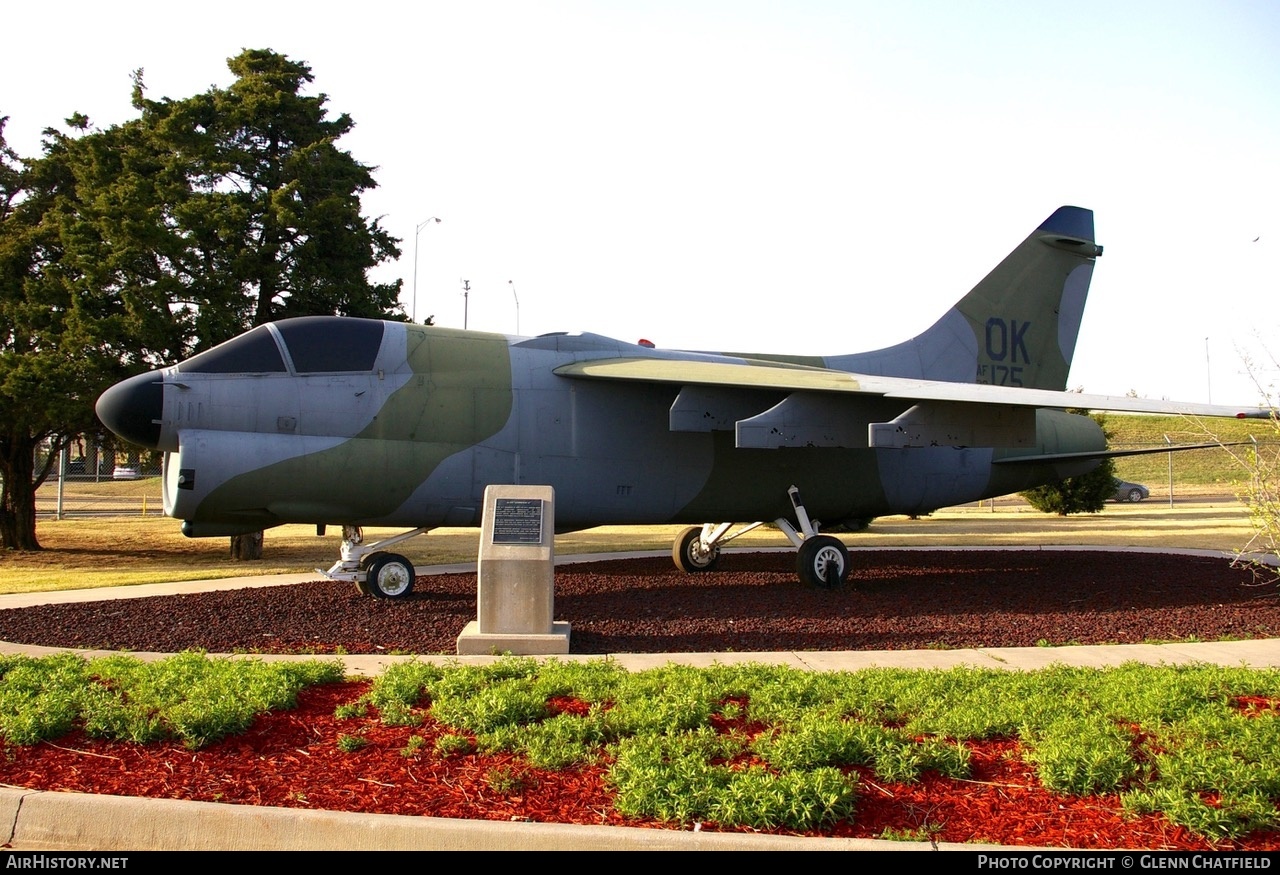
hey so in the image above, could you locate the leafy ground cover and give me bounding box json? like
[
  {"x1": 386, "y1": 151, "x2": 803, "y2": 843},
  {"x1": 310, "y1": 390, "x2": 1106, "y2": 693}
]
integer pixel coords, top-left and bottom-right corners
[
  {"x1": 1, "y1": 653, "x2": 1278, "y2": 850},
  {"x1": 4, "y1": 501, "x2": 1279, "y2": 849}
]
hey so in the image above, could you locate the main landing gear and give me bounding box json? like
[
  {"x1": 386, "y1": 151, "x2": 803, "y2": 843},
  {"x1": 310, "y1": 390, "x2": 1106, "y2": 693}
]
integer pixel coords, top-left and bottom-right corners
[
  {"x1": 320, "y1": 525, "x2": 430, "y2": 599},
  {"x1": 671, "y1": 486, "x2": 850, "y2": 589}
]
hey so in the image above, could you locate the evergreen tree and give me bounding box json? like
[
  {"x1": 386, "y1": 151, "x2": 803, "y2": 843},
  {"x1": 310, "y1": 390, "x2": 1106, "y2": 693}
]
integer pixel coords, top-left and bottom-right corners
[
  {"x1": 1020, "y1": 413, "x2": 1118, "y2": 515},
  {"x1": 0, "y1": 115, "x2": 172, "y2": 549},
  {"x1": 124, "y1": 50, "x2": 401, "y2": 341},
  {"x1": 0, "y1": 50, "x2": 403, "y2": 551},
  {"x1": 0, "y1": 117, "x2": 56, "y2": 550}
]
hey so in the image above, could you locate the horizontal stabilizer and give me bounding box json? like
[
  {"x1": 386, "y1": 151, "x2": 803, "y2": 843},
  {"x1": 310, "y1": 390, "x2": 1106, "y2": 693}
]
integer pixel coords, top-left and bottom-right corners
[{"x1": 993, "y1": 441, "x2": 1248, "y2": 466}]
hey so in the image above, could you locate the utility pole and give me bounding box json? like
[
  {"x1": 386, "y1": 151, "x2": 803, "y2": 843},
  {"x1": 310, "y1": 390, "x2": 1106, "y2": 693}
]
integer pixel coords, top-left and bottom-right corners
[{"x1": 461, "y1": 279, "x2": 471, "y2": 330}]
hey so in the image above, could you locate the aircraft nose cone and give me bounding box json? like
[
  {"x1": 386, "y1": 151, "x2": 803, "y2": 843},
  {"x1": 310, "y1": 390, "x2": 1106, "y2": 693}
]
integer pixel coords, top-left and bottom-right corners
[{"x1": 96, "y1": 371, "x2": 164, "y2": 450}]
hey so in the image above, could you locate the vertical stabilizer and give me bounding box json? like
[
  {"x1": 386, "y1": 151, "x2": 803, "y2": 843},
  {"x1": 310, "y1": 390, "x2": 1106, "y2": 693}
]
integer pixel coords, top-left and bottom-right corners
[{"x1": 829, "y1": 206, "x2": 1102, "y2": 390}]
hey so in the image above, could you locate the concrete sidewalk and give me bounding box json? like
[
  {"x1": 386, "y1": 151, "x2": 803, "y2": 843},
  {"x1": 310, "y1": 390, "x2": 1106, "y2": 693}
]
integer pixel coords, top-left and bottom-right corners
[
  {"x1": 1, "y1": 549, "x2": 1277, "y2": 851},
  {"x1": 1, "y1": 787, "x2": 1004, "y2": 851}
]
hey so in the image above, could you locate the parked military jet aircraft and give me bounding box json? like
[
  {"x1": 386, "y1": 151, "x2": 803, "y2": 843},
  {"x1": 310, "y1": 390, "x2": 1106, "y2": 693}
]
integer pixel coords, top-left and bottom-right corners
[{"x1": 96, "y1": 206, "x2": 1263, "y2": 597}]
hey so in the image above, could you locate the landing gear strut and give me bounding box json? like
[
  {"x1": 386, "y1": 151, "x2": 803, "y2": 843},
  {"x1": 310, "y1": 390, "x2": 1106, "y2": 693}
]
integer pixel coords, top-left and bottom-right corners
[
  {"x1": 673, "y1": 523, "x2": 728, "y2": 572},
  {"x1": 668, "y1": 486, "x2": 851, "y2": 588},
  {"x1": 320, "y1": 526, "x2": 429, "y2": 599}
]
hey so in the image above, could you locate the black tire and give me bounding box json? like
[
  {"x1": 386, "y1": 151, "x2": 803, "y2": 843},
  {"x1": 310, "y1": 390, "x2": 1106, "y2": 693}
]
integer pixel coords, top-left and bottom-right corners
[
  {"x1": 672, "y1": 525, "x2": 720, "y2": 572},
  {"x1": 364, "y1": 551, "x2": 416, "y2": 599},
  {"x1": 353, "y1": 552, "x2": 373, "y2": 593},
  {"x1": 355, "y1": 552, "x2": 378, "y2": 596},
  {"x1": 796, "y1": 535, "x2": 849, "y2": 589},
  {"x1": 1128, "y1": 488, "x2": 1144, "y2": 503}
]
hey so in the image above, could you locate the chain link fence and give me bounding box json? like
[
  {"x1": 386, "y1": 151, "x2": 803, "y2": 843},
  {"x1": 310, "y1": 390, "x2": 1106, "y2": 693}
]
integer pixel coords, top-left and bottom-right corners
[{"x1": 33, "y1": 444, "x2": 164, "y2": 519}]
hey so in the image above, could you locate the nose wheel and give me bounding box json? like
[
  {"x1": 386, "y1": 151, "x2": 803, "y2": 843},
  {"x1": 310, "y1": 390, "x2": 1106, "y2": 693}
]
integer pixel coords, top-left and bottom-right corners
[
  {"x1": 673, "y1": 525, "x2": 722, "y2": 572},
  {"x1": 362, "y1": 551, "x2": 416, "y2": 599},
  {"x1": 320, "y1": 526, "x2": 426, "y2": 598}
]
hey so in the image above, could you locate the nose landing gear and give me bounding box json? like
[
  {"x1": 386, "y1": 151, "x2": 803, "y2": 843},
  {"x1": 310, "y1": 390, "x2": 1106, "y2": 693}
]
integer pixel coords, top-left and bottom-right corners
[{"x1": 320, "y1": 525, "x2": 429, "y2": 599}]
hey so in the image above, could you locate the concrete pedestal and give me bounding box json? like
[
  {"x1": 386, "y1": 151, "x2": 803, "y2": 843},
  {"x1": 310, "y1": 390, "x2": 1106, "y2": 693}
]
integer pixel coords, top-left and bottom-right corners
[{"x1": 456, "y1": 485, "x2": 570, "y2": 655}]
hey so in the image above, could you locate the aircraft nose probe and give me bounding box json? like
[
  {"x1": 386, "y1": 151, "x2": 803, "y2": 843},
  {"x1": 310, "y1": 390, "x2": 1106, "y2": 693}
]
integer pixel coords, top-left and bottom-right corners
[{"x1": 95, "y1": 371, "x2": 165, "y2": 451}]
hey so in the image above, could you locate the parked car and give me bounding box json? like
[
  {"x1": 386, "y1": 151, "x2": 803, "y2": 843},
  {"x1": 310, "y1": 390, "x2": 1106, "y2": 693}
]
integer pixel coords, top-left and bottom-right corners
[
  {"x1": 112, "y1": 465, "x2": 141, "y2": 481},
  {"x1": 1112, "y1": 479, "x2": 1149, "y2": 503}
]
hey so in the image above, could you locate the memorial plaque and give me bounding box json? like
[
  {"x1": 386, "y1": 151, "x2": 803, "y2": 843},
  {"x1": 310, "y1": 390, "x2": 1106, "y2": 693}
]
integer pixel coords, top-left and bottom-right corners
[
  {"x1": 491, "y1": 498, "x2": 544, "y2": 544},
  {"x1": 459, "y1": 485, "x2": 568, "y2": 655}
]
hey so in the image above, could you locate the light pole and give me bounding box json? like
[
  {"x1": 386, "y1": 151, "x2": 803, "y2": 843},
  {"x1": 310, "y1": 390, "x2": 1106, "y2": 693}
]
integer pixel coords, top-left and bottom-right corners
[
  {"x1": 411, "y1": 217, "x2": 442, "y2": 323},
  {"x1": 461, "y1": 279, "x2": 470, "y2": 329},
  {"x1": 508, "y1": 280, "x2": 520, "y2": 335}
]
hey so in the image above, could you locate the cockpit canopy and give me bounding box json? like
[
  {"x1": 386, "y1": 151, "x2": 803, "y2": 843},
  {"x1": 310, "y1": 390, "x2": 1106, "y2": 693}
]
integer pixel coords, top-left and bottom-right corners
[{"x1": 177, "y1": 317, "x2": 386, "y2": 375}]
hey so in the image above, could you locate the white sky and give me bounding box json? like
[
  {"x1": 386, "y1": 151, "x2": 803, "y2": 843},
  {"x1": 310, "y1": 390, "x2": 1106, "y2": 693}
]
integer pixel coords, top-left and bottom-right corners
[{"x1": 4, "y1": 0, "x2": 1278, "y2": 406}]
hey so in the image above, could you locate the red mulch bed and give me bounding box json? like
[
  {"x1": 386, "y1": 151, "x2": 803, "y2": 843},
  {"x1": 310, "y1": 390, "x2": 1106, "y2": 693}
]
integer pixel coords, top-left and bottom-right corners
[
  {"x1": 2, "y1": 681, "x2": 1276, "y2": 850},
  {"x1": 1, "y1": 550, "x2": 1277, "y2": 654},
  {"x1": 1, "y1": 550, "x2": 1278, "y2": 849}
]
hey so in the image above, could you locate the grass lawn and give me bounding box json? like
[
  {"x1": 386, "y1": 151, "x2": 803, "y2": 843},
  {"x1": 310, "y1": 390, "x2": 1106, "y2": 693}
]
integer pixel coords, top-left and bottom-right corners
[{"x1": 3, "y1": 490, "x2": 1261, "y2": 594}]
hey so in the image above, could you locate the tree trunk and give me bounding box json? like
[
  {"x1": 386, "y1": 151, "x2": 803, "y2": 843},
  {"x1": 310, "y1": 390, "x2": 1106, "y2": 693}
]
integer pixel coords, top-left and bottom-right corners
[
  {"x1": 230, "y1": 531, "x2": 264, "y2": 560},
  {"x1": 0, "y1": 434, "x2": 43, "y2": 551}
]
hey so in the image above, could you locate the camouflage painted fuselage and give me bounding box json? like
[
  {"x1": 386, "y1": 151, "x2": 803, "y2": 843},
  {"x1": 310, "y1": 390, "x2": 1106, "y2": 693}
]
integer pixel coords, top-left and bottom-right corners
[
  {"x1": 97, "y1": 206, "x2": 1134, "y2": 537},
  {"x1": 107, "y1": 317, "x2": 1100, "y2": 536}
]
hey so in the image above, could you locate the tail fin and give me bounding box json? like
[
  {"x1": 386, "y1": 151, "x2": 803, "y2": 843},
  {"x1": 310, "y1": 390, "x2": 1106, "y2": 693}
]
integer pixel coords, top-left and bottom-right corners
[{"x1": 830, "y1": 206, "x2": 1102, "y2": 390}]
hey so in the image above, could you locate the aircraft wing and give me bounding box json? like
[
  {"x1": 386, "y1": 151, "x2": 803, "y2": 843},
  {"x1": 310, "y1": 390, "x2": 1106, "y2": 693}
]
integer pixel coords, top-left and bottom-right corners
[
  {"x1": 554, "y1": 356, "x2": 1267, "y2": 450},
  {"x1": 553, "y1": 356, "x2": 1266, "y2": 418},
  {"x1": 555, "y1": 356, "x2": 859, "y2": 391}
]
